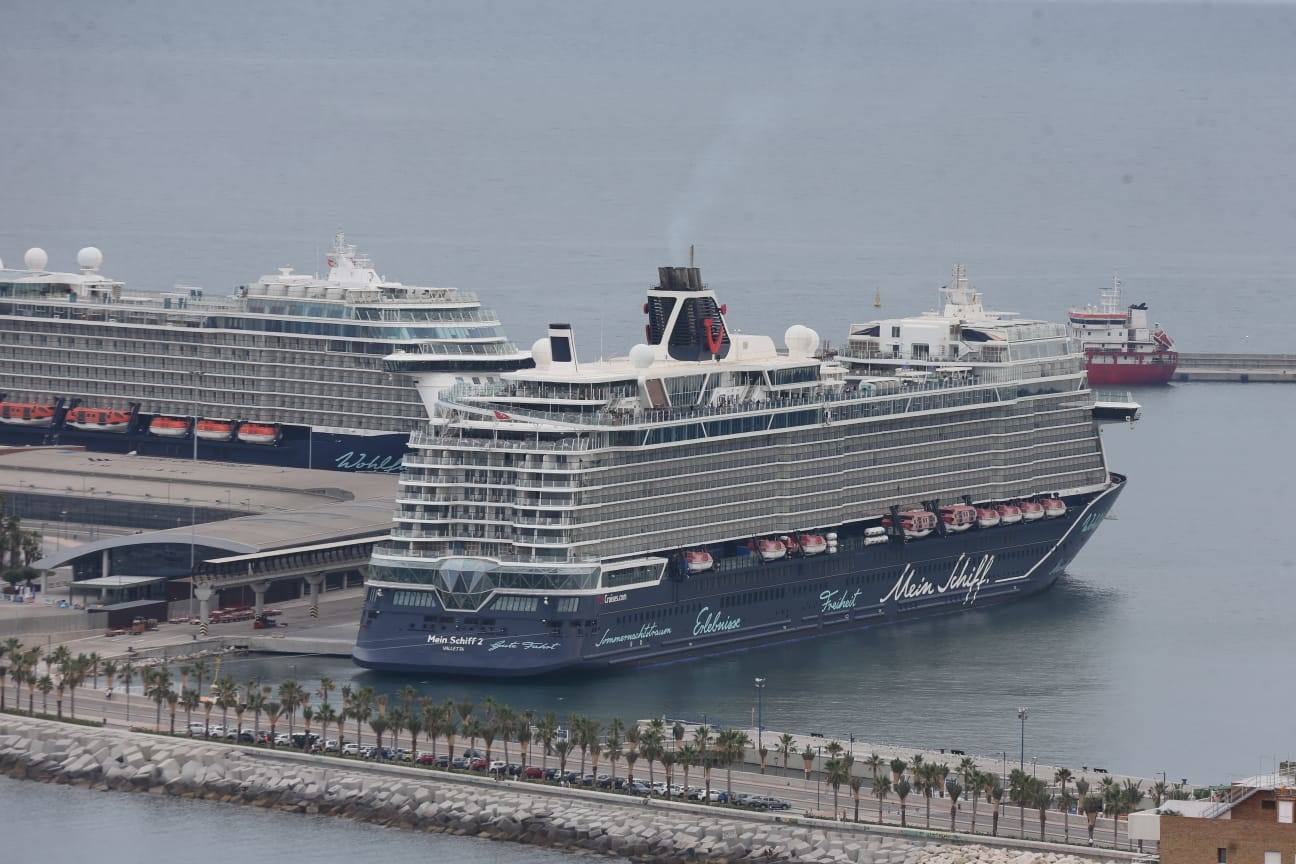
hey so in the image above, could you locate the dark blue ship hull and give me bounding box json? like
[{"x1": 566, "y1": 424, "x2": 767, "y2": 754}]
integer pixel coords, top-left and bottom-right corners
[
  {"x1": 0, "y1": 412, "x2": 409, "y2": 474},
  {"x1": 352, "y1": 475, "x2": 1125, "y2": 676}
]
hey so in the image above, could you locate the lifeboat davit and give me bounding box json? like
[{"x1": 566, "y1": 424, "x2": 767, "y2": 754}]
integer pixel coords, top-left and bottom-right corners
[
  {"x1": 196, "y1": 419, "x2": 234, "y2": 441},
  {"x1": 939, "y1": 504, "x2": 977, "y2": 533},
  {"x1": 995, "y1": 504, "x2": 1023, "y2": 525},
  {"x1": 757, "y1": 538, "x2": 787, "y2": 562},
  {"x1": 237, "y1": 422, "x2": 280, "y2": 445},
  {"x1": 0, "y1": 402, "x2": 55, "y2": 427},
  {"x1": 148, "y1": 416, "x2": 191, "y2": 438},
  {"x1": 683, "y1": 550, "x2": 714, "y2": 573},
  {"x1": 1020, "y1": 500, "x2": 1045, "y2": 522},
  {"x1": 975, "y1": 507, "x2": 1001, "y2": 528},
  {"x1": 882, "y1": 509, "x2": 937, "y2": 540},
  {"x1": 798, "y1": 533, "x2": 828, "y2": 556},
  {"x1": 65, "y1": 407, "x2": 131, "y2": 433},
  {"x1": 1042, "y1": 498, "x2": 1067, "y2": 518}
]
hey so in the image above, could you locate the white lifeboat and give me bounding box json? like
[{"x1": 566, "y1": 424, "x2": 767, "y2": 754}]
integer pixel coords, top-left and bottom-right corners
[
  {"x1": 996, "y1": 504, "x2": 1023, "y2": 525},
  {"x1": 683, "y1": 550, "x2": 714, "y2": 573},
  {"x1": 798, "y1": 534, "x2": 827, "y2": 556},
  {"x1": 1021, "y1": 500, "x2": 1045, "y2": 522},
  {"x1": 65, "y1": 407, "x2": 131, "y2": 433},
  {"x1": 757, "y1": 539, "x2": 787, "y2": 562},
  {"x1": 975, "y1": 507, "x2": 1001, "y2": 528},
  {"x1": 148, "y1": 416, "x2": 191, "y2": 438},
  {"x1": 1042, "y1": 498, "x2": 1067, "y2": 518},
  {"x1": 196, "y1": 419, "x2": 235, "y2": 441},
  {"x1": 0, "y1": 402, "x2": 55, "y2": 427},
  {"x1": 237, "y1": 422, "x2": 280, "y2": 445},
  {"x1": 939, "y1": 504, "x2": 976, "y2": 533}
]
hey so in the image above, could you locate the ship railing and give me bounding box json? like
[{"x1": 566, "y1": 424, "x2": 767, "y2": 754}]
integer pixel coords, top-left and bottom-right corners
[
  {"x1": 409, "y1": 430, "x2": 594, "y2": 452},
  {"x1": 440, "y1": 375, "x2": 992, "y2": 428},
  {"x1": 390, "y1": 340, "x2": 523, "y2": 357},
  {"x1": 371, "y1": 543, "x2": 600, "y2": 565}
]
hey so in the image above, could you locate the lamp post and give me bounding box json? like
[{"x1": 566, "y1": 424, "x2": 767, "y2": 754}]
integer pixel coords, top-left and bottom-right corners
[
  {"x1": 754, "y1": 677, "x2": 765, "y2": 749},
  {"x1": 1017, "y1": 707, "x2": 1029, "y2": 839},
  {"x1": 816, "y1": 745, "x2": 822, "y2": 811}
]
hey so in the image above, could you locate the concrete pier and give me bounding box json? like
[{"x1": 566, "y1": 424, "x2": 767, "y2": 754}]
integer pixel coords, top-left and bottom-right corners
[{"x1": 1175, "y1": 352, "x2": 1296, "y2": 382}]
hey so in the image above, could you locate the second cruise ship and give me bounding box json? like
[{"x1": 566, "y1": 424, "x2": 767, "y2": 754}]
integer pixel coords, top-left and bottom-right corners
[
  {"x1": 353, "y1": 264, "x2": 1124, "y2": 675},
  {"x1": 0, "y1": 235, "x2": 530, "y2": 472}
]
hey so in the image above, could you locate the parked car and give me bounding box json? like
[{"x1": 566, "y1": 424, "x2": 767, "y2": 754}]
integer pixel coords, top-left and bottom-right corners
[
  {"x1": 188, "y1": 722, "x2": 206, "y2": 736},
  {"x1": 323, "y1": 739, "x2": 340, "y2": 752},
  {"x1": 505, "y1": 763, "x2": 522, "y2": 776},
  {"x1": 596, "y1": 774, "x2": 613, "y2": 789},
  {"x1": 488, "y1": 760, "x2": 508, "y2": 774},
  {"x1": 341, "y1": 743, "x2": 360, "y2": 756},
  {"x1": 451, "y1": 757, "x2": 469, "y2": 769},
  {"x1": 462, "y1": 748, "x2": 485, "y2": 760},
  {"x1": 416, "y1": 753, "x2": 437, "y2": 765},
  {"x1": 626, "y1": 780, "x2": 652, "y2": 796},
  {"x1": 522, "y1": 766, "x2": 545, "y2": 780},
  {"x1": 469, "y1": 758, "x2": 488, "y2": 771},
  {"x1": 543, "y1": 768, "x2": 560, "y2": 781}
]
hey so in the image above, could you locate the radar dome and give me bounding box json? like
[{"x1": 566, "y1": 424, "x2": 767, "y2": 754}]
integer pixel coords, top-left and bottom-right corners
[
  {"x1": 629, "y1": 343, "x2": 655, "y2": 370},
  {"x1": 784, "y1": 324, "x2": 820, "y2": 357},
  {"x1": 77, "y1": 246, "x2": 103, "y2": 271},
  {"x1": 530, "y1": 337, "x2": 552, "y2": 370},
  {"x1": 24, "y1": 248, "x2": 48, "y2": 271}
]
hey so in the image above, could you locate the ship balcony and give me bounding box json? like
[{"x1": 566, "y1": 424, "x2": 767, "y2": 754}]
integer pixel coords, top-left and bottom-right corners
[{"x1": 409, "y1": 430, "x2": 595, "y2": 453}]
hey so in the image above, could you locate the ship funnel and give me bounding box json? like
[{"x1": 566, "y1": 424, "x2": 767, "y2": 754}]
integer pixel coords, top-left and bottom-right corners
[{"x1": 547, "y1": 323, "x2": 578, "y2": 369}]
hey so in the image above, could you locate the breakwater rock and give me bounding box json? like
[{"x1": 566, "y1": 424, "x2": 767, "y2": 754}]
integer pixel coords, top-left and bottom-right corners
[{"x1": 0, "y1": 715, "x2": 1120, "y2": 864}]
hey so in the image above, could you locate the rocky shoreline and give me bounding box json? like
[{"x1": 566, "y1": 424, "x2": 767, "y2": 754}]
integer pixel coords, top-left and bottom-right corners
[{"x1": 0, "y1": 714, "x2": 1123, "y2": 864}]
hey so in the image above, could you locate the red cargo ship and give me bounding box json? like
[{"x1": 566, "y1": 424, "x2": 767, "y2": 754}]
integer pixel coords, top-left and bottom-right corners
[{"x1": 1068, "y1": 277, "x2": 1176, "y2": 386}]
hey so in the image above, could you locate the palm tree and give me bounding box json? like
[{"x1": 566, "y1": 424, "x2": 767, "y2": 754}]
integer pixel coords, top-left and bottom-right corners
[
  {"x1": 317, "y1": 676, "x2": 336, "y2": 711},
  {"x1": 644, "y1": 719, "x2": 666, "y2": 788},
  {"x1": 672, "y1": 721, "x2": 685, "y2": 753},
  {"x1": 248, "y1": 688, "x2": 267, "y2": 739},
  {"x1": 874, "y1": 775, "x2": 891, "y2": 824},
  {"x1": 145, "y1": 667, "x2": 173, "y2": 731},
  {"x1": 518, "y1": 710, "x2": 534, "y2": 768},
  {"x1": 120, "y1": 663, "x2": 135, "y2": 722},
  {"x1": 1082, "y1": 793, "x2": 1103, "y2": 846},
  {"x1": 1030, "y1": 778, "x2": 1051, "y2": 840},
  {"x1": 278, "y1": 680, "x2": 305, "y2": 743},
  {"x1": 1120, "y1": 779, "x2": 1144, "y2": 849},
  {"x1": 166, "y1": 688, "x2": 179, "y2": 735},
  {"x1": 692, "y1": 724, "x2": 711, "y2": 772},
  {"x1": 863, "y1": 752, "x2": 884, "y2": 789},
  {"x1": 1151, "y1": 780, "x2": 1167, "y2": 808},
  {"x1": 181, "y1": 688, "x2": 200, "y2": 734},
  {"x1": 264, "y1": 701, "x2": 283, "y2": 746},
  {"x1": 946, "y1": 778, "x2": 963, "y2": 831},
  {"x1": 778, "y1": 733, "x2": 796, "y2": 776},
  {"x1": 316, "y1": 703, "x2": 337, "y2": 747},
  {"x1": 966, "y1": 768, "x2": 983, "y2": 835},
  {"x1": 405, "y1": 702, "x2": 424, "y2": 756},
  {"x1": 535, "y1": 712, "x2": 556, "y2": 770},
  {"x1": 625, "y1": 746, "x2": 639, "y2": 786},
  {"x1": 86, "y1": 652, "x2": 101, "y2": 689},
  {"x1": 213, "y1": 675, "x2": 238, "y2": 735},
  {"x1": 102, "y1": 659, "x2": 118, "y2": 701},
  {"x1": 717, "y1": 729, "x2": 749, "y2": 799},
  {"x1": 984, "y1": 773, "x2": 1004, "y2": 837},
  {"x1": 824, "y1": 757, "x2": 849, "y2": 819},
  {"x1": 1010, "y1": 768, "x2": 1029, "y2": 838},
  {"x1": 676, "y1": 743, "x2": 696, "y2": 794},
  {"x1": 606, "y1": 719, "x2": 624, "y2": 782},
  {"x1": 660, "y1": 751, "x2": 676, "y2": 799},
  {"x1": 0, "y1": 658, "x2": 8, "y2": 713},
  {"x1": 801, "y1": 745, "x2": 816, "y2": 781},
  {"x1": 351, "y1": 687, "x2": 374, "y2": 750},
  {"x1": 624, "y1": 725, "x2": 640, "y2": 777},
  {"x1": 895, "y1": 778, "x2": 911, "y2": 827},
  {"x1": 554, "y1": 739, "x2": 572, "y2": 775},
  {"x1": 1055, "y1": 767, "x2": 1073, "y2": 843},
  {"x1": 890, "y1": 757, "x2": 907, "y2": 784},
  {"x1": 370, "y1": 714, "x2": 389, "y2": 757},
  {"x1": 1101, "y1": 776, "x2": 1120, "y2": 848},
  {"x1": 917, "y1": 763, "x2": 938, "y2": 828},
  {"x1": 37, "y1": 674, "x2": 53, "y2": 714},
  {"x1": 190, "y1": 658, "x2": 208, "y2": 696},
  {"x1": 66, "y1": 654, "x2": 91, "y2": 719}
]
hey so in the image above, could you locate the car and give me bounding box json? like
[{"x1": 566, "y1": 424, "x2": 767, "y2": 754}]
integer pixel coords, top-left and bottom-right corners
[
  {"x1": 651, "y1": 781, "x2": 668, "y2": 794},
  {"x1": 341, "y1": 743, "x2": 360, "y2": 755},
  {"x1": 542, "y1": 768, "x2": 560, "y2": 781},
  {"x1": 687, "y1": 787, "x2": 706, "y2": 801},
  {"x1": 561, "y1": 771, "x2": 580, "y2": 784},
  {"x1": 505, "y1": 763, "x2": 522, "y2": 776},
  {"x1": 596, "y1": 774, "x2": 613, "y2": 789},
  {"x1": 434, "y1": 755, "x2": 450, "y2": 768},
  {"x1": 274, "y1": 734, "x2": 291, "y2": 746},
  {"x1": 188, "y1": 722, "x2": 206, "y2": 735},
  {"x1": 206, "y1": 725, "x2": 224, "y2": 737},
  {"x1": 451, "y1": 757, "x2": 469, "y2": 769},
  {"x1": 579, "y1": 774, "x2": 596, "y2": 786},
  {"x1": 416, "y1": 752, "x2": 437, "y2": 765},
  {"x1": 239, "y1": 731, "x2": 257, "y2": 743},
  {"x1": 469, "y1": 758, "x2": 488, "y2": 771},
  {"x1": 522, "y1": 766, "x2": 544, "y2": 779},
  {"x1": 462, "y1": 748, "x2": 485, "y2": 760},
  {"x1": 666, "y1": 784, "x2": 685, "y2": 798},
  {"x1": 488, "y1": 760, "x2": 508, "y2": 774},
  {"x1": 323, "y1": 739, "x2": 340, "y2": 752},
  {"x1": 765, "y1": 797, "x2": 792, "y2": 811},
  {"x1": 626, "y1": 780, "x2": 652, "y2": 796}
]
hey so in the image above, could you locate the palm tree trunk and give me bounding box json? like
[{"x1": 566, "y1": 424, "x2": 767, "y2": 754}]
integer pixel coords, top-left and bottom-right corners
[
  {"x1": 992, "y1": 805, "x2": 999, "y2": 836},
  {"x1": 971, "y1": 793, "x2": 978, "y2": 834}
]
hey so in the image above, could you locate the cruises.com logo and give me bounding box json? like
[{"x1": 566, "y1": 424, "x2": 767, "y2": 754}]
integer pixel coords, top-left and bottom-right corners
[{"x1": 600, "y1": 593, "x2": 628, "y2": 604}]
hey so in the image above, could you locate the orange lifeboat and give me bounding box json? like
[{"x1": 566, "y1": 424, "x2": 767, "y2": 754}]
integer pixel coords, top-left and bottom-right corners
[
  {"x1": 882, "y1": 509, "x2": 937, "y2": 540},
  {"x1": 1020, "y1": 500, "x2": 1045, "y2": 522},
  {"x1": 683, "y1": 550, "x2": 714, "y2": 573},
  {"x1": 237, "y1": 422, "x2": 280, "y2": 445},
  {"x1": 975, "y1": 507, "x2": 1001, "y2": 528},
  {"x1": 939, "y1": 504, "x2": 977, "y2": 533},
  {"x1": 798, "y1": 533, "x2": 828, "y2": 555},
  {"x1": 995, "y1": 503, "x2": 1023, "y2": 525},
  {"x1": 1042, "y1": 498, "x2": 1067, "y2": 518},
  {"x1": 0, "y1": 402, "x2": 55, "y2": 427},
  {"x1": 65, "y1": 407, "x2": 131, "y2": 433},
  {"x1": 195, "y1": 419, "x2": 234, "y2": 441},
  {"x1": 148, "y1": 416, "x2": 191, "y2": 438},
  {"x1": 757, "y1": 538, "x2": 787, "y2": 562}
]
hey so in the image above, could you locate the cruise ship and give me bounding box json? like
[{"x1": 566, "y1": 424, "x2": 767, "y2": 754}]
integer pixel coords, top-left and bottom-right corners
[
  {"x1": 353, "y1": 264, "x2": 1125, "y2": 675},
  {"x1": 0, "y1": 236, "x2": 530, "y2": 472}
]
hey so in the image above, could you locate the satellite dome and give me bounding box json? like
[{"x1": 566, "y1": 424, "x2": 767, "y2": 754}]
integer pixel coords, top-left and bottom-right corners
[
  {"x1": 784, "y1": 324, "x2": 820, "y2": 357},
  {"x1": 530, "y1": 337, "x2": 552, "y2": 370},
  {"x1": 24, "y1": 248, "x2": 48, "y2": 271},
  {"x1": 77, "y1": 246, "x2": 104, "y2": 271},
  {"x1": 629, "y1": 343, "x2": 655, "y2": 370}
]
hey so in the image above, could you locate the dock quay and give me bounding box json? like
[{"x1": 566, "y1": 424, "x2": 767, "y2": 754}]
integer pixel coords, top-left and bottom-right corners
[
  {"x1": 1175, "y1": 352, "x2": 1296, "y2": 382},
  {"x1": 0, "y1": 713, "x2": 1137, "y2": 863}
]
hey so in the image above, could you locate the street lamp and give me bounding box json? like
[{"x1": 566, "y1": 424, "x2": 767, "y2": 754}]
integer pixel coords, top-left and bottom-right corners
[
  {"x1": 1016, "y1": 707, "x2": 1028, "y2": 773},
  {"x1": 754, "y1": 677, "x2": 766, "y2": 749},
  {"x1": 815, "y1": 745, "x2": 822, "y2": 810}
]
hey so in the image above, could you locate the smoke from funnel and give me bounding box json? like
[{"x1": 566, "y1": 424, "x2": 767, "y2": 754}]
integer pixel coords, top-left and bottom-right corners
[{"x1": 667, "y1": 100, "x2": 775, "y2": 263}]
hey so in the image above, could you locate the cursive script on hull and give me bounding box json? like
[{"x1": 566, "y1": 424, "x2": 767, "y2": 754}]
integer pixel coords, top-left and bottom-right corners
[
  {"x1": 594, "y1": 623, "x2": 672, "y2": 648},
  {"x1": 334, "y1": 451, "x2": 404, "y2": 473},
  {"x1": 879, "y1": 554, "x2": 995, "y2": 606},
  {"x1": 693, "y1": 606, "x2": 742, "y2": 637}
]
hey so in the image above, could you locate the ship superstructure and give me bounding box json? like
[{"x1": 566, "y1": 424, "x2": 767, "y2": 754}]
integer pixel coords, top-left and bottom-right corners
[
  {"x1": 1067, "y1": 276, "x2": 1177, "y2": 386},
  {"x1": 354, "y1": 264, "x2": 1123, "y2": 675},
  {"x1": 0, "y1": 235, "x2": 530, "y2": 471}
]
